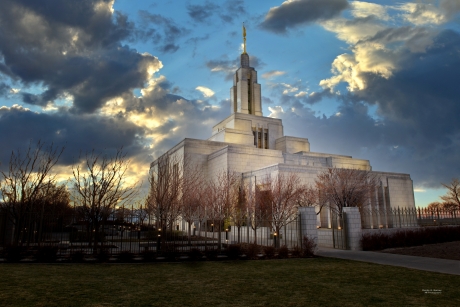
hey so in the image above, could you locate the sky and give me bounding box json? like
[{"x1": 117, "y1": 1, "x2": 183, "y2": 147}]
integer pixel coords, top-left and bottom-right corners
[{"x1": 0, "y1": 0, "x2": 459, "y2": 206}]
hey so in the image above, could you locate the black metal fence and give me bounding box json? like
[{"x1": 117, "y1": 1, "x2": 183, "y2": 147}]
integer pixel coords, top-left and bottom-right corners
[
  {"x1": 360, "y1": 207, "x2": 460, "y2": 229},
  {"x1": 0, "y1": 209, "x2": 302, "y2": 259}
]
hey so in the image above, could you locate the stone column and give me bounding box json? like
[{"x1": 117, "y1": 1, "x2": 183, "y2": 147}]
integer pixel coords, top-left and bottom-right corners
[
  {"x1": 298, "y1": 207, "x2": 318, "y2": 246},
  {"x1": 343, "y1": 207, "x2": 362, "y2": 251}
]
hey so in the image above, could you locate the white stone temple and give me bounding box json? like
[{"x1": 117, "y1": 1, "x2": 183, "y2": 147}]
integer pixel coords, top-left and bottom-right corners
[{"x1": 150, "y1": 30, "x2": 416, "y2": 228}]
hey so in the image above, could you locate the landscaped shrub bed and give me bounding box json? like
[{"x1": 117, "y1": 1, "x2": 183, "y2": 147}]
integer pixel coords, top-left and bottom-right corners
[{"x1": 361, "y1": 226, "x2": 460, "y2": 251}]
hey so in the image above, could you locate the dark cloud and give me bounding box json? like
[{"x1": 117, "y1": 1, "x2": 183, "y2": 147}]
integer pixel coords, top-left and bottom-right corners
[
  {"x1": 272, "y1": 29, "x2": 460, "y2": 188},
  {"x1": 0, "y1": 83, "x2": 9, "y2": 97},
  {"x1": 220, "y1": 0, "x2": 247, "y2": 23},
  {"x1": 0, "y1": 0, "x2": 160, "y2": 113},
  {"x1": 260, "y1": 0, "x2": 349, "y2": 34},
  {"x1": 187, "y1": 0, "x2": 247, "y2": 24},
  {"x1": 187, "y1": 1, "x2": 219, "y2": 23},
  {"x1": 137, "y1": 11, "x2": 190, "y2": 54},
  {"x1": 0, "y1": 105, "x2": 148, "y2": 167}
]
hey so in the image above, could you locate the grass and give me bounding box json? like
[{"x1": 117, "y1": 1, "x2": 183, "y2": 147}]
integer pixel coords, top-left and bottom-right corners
[{"x1": 0, "y1": 258, "x2": 458, "y2": 307}]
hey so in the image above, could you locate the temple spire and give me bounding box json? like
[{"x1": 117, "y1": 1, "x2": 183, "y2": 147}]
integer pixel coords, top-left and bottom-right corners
[
  {"x1": 230, "y1": 24, "x2": 262, "y2": 116},
  {"x1": 243, "y1": 23, "x2": 247, "y2": 54}
]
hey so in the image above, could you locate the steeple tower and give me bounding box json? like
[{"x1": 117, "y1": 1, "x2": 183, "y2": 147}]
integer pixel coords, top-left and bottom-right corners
[{"x1": 230, "y1": 24, "x2": 262, "y2": 116}]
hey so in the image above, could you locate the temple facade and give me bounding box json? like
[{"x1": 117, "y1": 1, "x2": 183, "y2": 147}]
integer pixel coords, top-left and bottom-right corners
[{"x1": 150, "y1": 35, "x2": 416, "y2": 228}]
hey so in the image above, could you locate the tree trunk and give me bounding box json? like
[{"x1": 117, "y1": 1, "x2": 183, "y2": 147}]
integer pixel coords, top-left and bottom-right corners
[{"x1": 187, "y1": 221, "x2": 191, "y2": 246}]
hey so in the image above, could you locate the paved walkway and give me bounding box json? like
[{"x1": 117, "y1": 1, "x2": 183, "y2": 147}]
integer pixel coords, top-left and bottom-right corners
[{"x1": 316, "y1": 247, "x2": 460, "y2": 275}]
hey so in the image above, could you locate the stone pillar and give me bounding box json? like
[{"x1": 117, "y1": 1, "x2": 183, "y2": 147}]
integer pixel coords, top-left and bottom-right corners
[
  {"x1": 298, "y1": 207, "x2": 318, "y2": 247},
  {"x1": 343, "y1": 207, "x2": 362, "y2": 251}
]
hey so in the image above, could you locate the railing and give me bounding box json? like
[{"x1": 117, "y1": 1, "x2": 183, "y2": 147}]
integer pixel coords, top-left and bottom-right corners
[
  {"x1": 360, "y1": 207, "x2": 460, "y2": 229},
  {"x1": 0, "y1": 210, "x2": 302, "y2": 258}
]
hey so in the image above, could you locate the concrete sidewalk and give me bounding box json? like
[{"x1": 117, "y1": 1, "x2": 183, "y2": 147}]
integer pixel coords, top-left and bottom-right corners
[{"x1": 316, "y1": 247, "x2": 460, "y2": 275}]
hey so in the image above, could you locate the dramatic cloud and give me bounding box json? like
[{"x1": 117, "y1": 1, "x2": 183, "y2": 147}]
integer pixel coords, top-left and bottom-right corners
[
  {"x1": 255, "y1": 1, "x2": 460, "y2": 189},
  {"x1": 137, "y1": 11, "x2": 190, "y2": 53},
  {"x1": 0, "y1": 0, "x2": 162, "y2": 113},
  {"x1": 0, "y1": 104, "x2": 147, "y2": 166},
  {"x1": 0, "y1": 71, "x2": 228, "y2": 192},
  {"x1": 319, "y1": 25, "x2": 437, "y2": 91},
  {"x1": 260, "y1": 0, "x2": 349, "y2": 33}
]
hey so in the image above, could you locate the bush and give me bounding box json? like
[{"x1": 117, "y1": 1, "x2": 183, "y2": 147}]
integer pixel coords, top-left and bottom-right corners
[
  {"x1": 263, "y1": 246, "x2": 276, "y2": 259},
  {"x1": 118, "y1": 250, "x2": 134, "y2": 262},
  {"x1": 140, "y1": 250, "x2": 156, "y2": 262},
  {"x1": 188, "y1": 248, "x2": 203, "y2": 261},
  {"x1": 243, "y1": 244, "x2": 260, "y2": 260},
  {"x1": 36, "y1": 246, "x2": 58, "y2": 263},
  {"x1": 361, "y1": 226, "x2": 460, "y2": 251},
  {"x1": 70, "y1": 251, "x2": 85, "y2": 262},
  {"x1": 290, "y1": 245, "x2": 302, "y2": 258},
  {"x1": 277, "y1": 245, "x2": 289, "y2": 259},
  {"x1": 204, "y1": 249, "x2": 219, "y2": 260},
  {"x1": 4, "y1": 246, "x2": 24, "y2": 262},
  {"x1": 97, "y1": 249, "x2": 110, "y2": 262},
  {"x1": 226, "y1": 244, "x2": 242, "y2": 259},
  {"x1": 302, "y1": 236, "x2": 317, "y2": 257},
  {"x1": 160, "y1": 244, "x2": 179, "y2": 260}
]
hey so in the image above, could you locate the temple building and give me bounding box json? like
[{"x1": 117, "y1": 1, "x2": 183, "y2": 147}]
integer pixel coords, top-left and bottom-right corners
[{"x1": 150, "y1": 28, "x2": 416, "y2": 228}]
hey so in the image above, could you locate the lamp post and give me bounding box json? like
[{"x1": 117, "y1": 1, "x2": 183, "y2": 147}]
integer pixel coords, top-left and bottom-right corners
[
  {"x1": 157, "y1": 228, "x2": 161, "y2": 252},
  {"x1": 273, "y1": 232, "x2": 277, "y2": 248}
]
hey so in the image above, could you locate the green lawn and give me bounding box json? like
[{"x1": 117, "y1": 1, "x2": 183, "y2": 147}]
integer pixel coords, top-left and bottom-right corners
[{"x1": 0, "y1": 258, "x2": 458, "y2": 307}]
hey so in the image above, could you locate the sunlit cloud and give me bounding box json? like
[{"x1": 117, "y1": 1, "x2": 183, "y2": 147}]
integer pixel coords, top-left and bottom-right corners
[
  {"x1": 295, "y1": 91, "x2": 308, "y2": 97},
  {"x1": 262, "y1": 70, "x2": 286, "y2": 79},
  {"x1": 351, "y1": 1, "x2": 389, "y2": 21},
  {"x1": 396, "y1": 3, "x2": 446, "y2": 25},
  {"x1": 321, "y1": 17, "x2": 385, "y2": 45},
  {"x1": 195, "y1": 86, "x2": 215, "y2": 97}
]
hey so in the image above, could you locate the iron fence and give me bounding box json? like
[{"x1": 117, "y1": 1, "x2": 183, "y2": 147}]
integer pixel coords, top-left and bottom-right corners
[
  {"x1": 0, "y1": 209, "x2": 302, "y2": 259},
  {"x1": 360, "y1": 207, "x2": 460, "y2": 229}
]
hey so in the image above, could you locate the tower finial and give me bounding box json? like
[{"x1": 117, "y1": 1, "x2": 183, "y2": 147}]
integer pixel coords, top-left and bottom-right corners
[{"x1": 243, "y1": 23, "x2": 247, "y2": 54}]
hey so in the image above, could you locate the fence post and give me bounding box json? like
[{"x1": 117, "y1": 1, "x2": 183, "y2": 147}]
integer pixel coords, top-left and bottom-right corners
[
  {"x1": 342, "y1": 207, "x2": 362, "y2": 251},
  {"x1": 298, "y1": 207, "x2": 317, "y2": 248}
]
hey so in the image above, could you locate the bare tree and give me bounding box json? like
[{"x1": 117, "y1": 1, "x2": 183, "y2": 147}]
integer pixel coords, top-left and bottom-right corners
[
  {"x1": 0, "y1": 141, "x2": 64, "y2": 245},
  {"x1": 206, "y1": 170, "x2": 240, "y2": 249},
  {"x1": 297, "y1": 183, "x2": 325, "y2": 215},
  {"x1": 230, "y1": 179, "x2": 247, "y2": 243},
  {"x1": 71, "y1": 148, "x2": 138, "y2": 252},
  {"x1": 146, "y1": 153, "x2": 184, "y2": 233},
  {"x1": 260, "y1": 173, "x2": 304, "y2": 247},
  {"x1": 35, "y1": 182, "x2": 72, "y2": 215},
  {"x1": 315, "y1": 168, "x2": 379, "y2": 215},
  {"x1": 246, "y1": 177, "x2": 271, "y2": 245},
  {"x1": 181, "y1": 161, "x2": 206, "y2": 245},
  {"x1": 441, "y1": 201, "x2": 458, "y2": 214},
  {"x1": 441, "y1": 178, "x2": 460, "y2": 209},
  {"x1": 427, "y1": 202, "x2": 442, "y2": 211}
]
